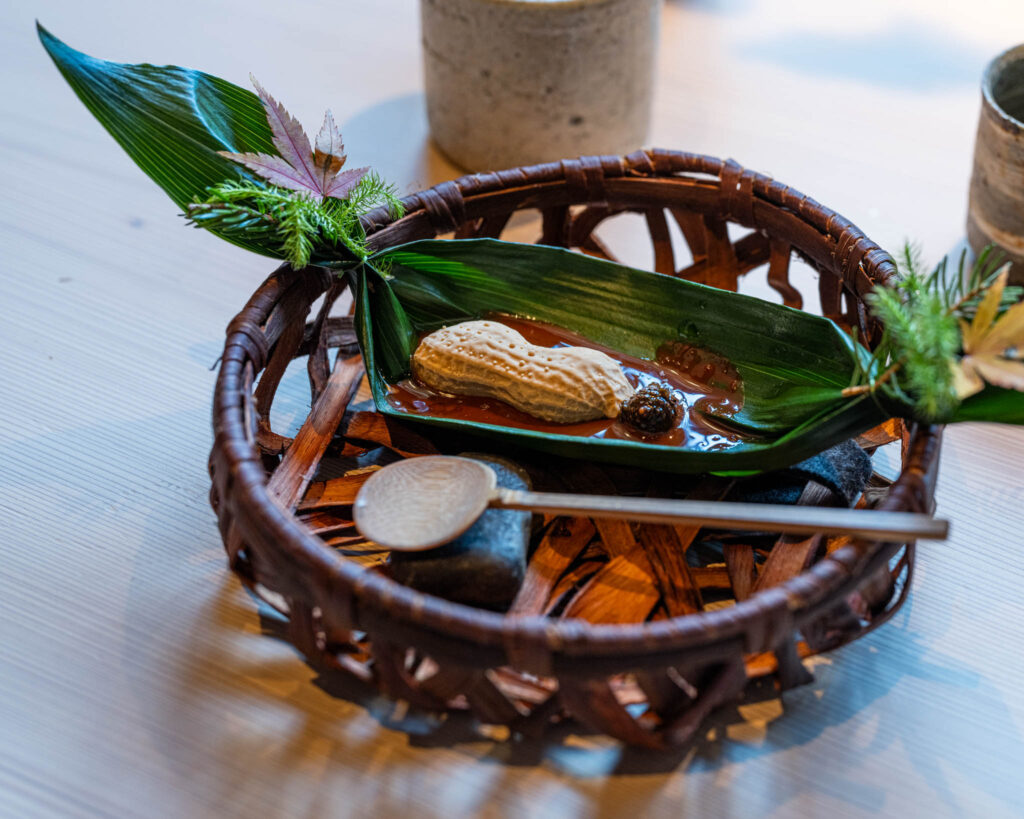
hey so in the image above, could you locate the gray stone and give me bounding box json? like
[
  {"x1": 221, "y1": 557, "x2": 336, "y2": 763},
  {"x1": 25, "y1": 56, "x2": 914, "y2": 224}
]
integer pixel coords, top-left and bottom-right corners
[{"x1": 388, "y1": 453, "x2": 531, "y2": 611}]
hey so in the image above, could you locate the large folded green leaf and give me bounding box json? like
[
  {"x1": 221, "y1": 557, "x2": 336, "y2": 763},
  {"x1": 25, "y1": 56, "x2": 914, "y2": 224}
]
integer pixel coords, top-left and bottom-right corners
[
  {"x1": 359, "y1": 239, "x2": 896, "y2": 473},
  {"x1": 38, "y1": 24, "x2": 279, "y2": 257},
  {"x1": 953, "y1": 385, "x2": 1024, "y2": 425}
]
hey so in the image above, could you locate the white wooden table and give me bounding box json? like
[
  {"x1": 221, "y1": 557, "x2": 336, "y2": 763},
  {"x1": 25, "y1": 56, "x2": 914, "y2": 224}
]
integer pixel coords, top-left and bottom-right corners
[{"x1": 3, "y1": 1, "x2": 1024, "y2": 816}]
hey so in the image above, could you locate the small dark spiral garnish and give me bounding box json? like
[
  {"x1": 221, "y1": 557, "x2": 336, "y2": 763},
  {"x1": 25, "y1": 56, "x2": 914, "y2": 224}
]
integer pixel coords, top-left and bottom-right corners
[{"x1": 620, "y1": 382, "x2": 681, "y2": 433}]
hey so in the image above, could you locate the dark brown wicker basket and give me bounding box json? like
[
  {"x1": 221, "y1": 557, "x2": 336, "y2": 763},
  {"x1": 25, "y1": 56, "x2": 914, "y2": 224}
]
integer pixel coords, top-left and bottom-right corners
[{"x1": 209, "y1": 149, "x2": 941, "y2": 750}]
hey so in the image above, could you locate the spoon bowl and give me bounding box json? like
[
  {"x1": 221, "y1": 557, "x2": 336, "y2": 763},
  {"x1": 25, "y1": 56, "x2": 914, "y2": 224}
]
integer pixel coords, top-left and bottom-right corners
[{"x1": 353, "y1": 456, "x2": 497, "y2": 550}]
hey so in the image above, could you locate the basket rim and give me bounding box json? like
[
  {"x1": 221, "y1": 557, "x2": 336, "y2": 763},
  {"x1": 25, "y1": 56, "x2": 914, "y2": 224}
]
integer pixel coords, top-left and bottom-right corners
[{"x1": 212, "y1": 148, "x2": 941, "y2": 670}]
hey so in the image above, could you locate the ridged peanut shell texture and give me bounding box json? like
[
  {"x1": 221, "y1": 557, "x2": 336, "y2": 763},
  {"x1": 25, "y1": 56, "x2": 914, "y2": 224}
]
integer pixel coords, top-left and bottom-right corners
[{"x1": 411, "y1": 320, "x2": 634, "y2": 423}]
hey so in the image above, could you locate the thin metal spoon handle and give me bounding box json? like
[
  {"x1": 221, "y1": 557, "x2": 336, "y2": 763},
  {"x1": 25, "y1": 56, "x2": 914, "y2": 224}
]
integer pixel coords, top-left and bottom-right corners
[{"x1": 491, "y1": 488, "x2": 948, "y2": 542}]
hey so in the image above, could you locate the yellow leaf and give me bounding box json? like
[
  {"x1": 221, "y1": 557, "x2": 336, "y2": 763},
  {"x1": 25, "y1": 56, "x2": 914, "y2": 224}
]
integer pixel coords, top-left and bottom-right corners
[
  {"x1": 965, "y1": 267, "x2": 1007, "y2": 352},
  {"x1": 978, "y1": 299, "x2": 1024, "y2": 355},
  {"x1": 952, "y1": 359, "x2": 985, "y2": 399},
  {"x1": 966, "y1": 355, "x2": 1024, "y2": 392},
  {"x1": 958, "y1": 317, "x2": 972, "y2": 351}
]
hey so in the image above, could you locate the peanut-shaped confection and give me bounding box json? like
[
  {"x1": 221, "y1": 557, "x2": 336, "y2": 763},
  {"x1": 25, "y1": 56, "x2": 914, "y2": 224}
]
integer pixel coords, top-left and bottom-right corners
[{"x1": 412, "y1": 320, "x2": 634, "y2": 423}]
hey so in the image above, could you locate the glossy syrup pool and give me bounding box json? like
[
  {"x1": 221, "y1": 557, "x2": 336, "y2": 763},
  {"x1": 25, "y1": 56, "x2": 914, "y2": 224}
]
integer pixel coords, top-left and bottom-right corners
[{"x1": 385, "y1": 315, "x2": 746, "y2": 451}]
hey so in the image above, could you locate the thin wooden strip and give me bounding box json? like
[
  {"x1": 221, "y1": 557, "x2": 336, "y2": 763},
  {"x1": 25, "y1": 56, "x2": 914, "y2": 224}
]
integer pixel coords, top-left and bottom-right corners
[
  {"x1": 662, "y1": 658, "x2": 747, "y2": 748},
  {"x1": 298, "y1": 466, "x2": 381, "y2": 510},
  {"x1": 644, "y1": 208, "x2": 675, "y2": 275},
  {"x1": 560, "y1": 678, "x2": 665, "y2": 750},
  {"x1": 561, "y1": 550, "x2": 660, "y2": 624},
  {"x1": 465, "y1": 671, "x2": 524, "y2": 724},
  {"x1": 753, "y1": 483, "x2": 836, "y2": 592},
  {"x1": 675, "y1": 230, "x2": 769, "y2": 283},
  {"x1": 488, "y1": 668, "x2": 558, "y2": 707},
  {"x1": 509, "y1": 517, "x2": 596, "y2": 615},
  {"x1": 698, "y1": 213, "x2": 740, "y2": 290},
  {"x1": 543, "y1": 562, "x2": 603, "y2": 616},
  {"x1": 723, "y1": 543, "x2": 757, "y2": 601},
  {"x1": 561, "y1": 465, "x2": 637, "y2": 557},
  {"x1": 368, "y1": 640, "x2": 442, "y2": 709},
  {"x1": 297, "y1": 508, "x2": 355, "y2": 536},
  {"x1": 475, "y1": 211, "x2": 513, "y2": 238},
  {"x1": 578, "y1": 233, "x2": 620, "y2": 263},
  {"x1": 306, "y1": 281, "x2": 348, "y2": 403},
  {"x1": 755, "y1": 534, "x2": 823, "y2": 591},
  {"x1": 636, "y1": 524, "x2": 702, "y2": 615},
  {"x1": 818, "y1": 270, "x2": 844, "y2": 323},
  {"x1": 637, "y1": 476, "x2": 734, "y2": 614},
  {"x1": 538, "y1": 204, "x2": 569, "y2": 246},
  {"x1": 766, "y1": 239, "x2": 803, "y2": 308},
  {"x1": 774, "y1": 634, "x2": 815, "y2": 690},
  {"x1": 266, "y1": 353, "x2": 364, "y2": 509},
  {"x1": 338, "y1": 411, "x2": 440, "y2": 458},
  {"x1": 253, "y1": 316, "x2": 305, "y2": 451},
  {"x1": 416, "y1": 664, "x2": 474, "y2": 704},
  {"x1": 745, "y1": 640, "x2": 813, "y2": 678},
  {"x1": 453, "y1": 217, "x2": 482, "y2": 239},
  {"x1": 658, "y1": 476, "x2": 734, "y2": 544},
  {"x1": 635, "y1": 669, "x2": 686, "y2": 716},
  {"x1": 670, "y1": 207, "x2": 707, "y2": 260},
  {"x1": 295, "y1": 315, "x2": 358, "y2": 358},
  {"x1": 690, "y1": 565, "x2": 732, "y2": 589},
  {"x1": 855, "y1": 418, "x2": 903, "y2": 453},
  {"x1": 567, "y1": 204, "x2": 614, "y2": 247},
  {"x1": 324, "y1": 536, "x2": 376, "y2": 550}
]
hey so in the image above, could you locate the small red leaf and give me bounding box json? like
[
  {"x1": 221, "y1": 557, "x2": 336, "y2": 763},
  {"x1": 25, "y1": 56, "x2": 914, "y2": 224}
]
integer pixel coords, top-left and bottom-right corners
[
  {"x1": 217, "y1": 82, "x2": 366, "y2": 202},
  {"x1": 324, "y1": 166, "x2": 369, "y2": 199},
  {"x1": 218, "y1": 151, "x2": 320, "y2": 195},
  {"x1": 250, "y1": 75, "x2": 321, "y2": 194}
]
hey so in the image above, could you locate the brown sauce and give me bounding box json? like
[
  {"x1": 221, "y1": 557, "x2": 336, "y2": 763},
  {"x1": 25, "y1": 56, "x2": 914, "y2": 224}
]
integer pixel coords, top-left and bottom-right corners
[{"x1": 385, "y1": 315, "x2": 746, "y2": 451}]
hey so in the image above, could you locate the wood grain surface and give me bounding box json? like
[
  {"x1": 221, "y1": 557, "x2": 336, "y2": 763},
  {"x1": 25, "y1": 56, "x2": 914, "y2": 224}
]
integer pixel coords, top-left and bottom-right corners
[{"x1": 3, "y1": 1, "x2": 1024, "y2": 817}]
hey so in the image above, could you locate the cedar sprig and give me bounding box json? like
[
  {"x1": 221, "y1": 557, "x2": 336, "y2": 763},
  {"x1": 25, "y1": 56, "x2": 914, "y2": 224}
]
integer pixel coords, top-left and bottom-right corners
[
  {"x1": 185, "y1": 77, "x2": 403, "y2": 268},
  {"x1": 186, "y1": 173, "x2": 402, "y2": 268},
  {"x1": 848, "y1": 242, "x2": 1023, "y2": 422}
]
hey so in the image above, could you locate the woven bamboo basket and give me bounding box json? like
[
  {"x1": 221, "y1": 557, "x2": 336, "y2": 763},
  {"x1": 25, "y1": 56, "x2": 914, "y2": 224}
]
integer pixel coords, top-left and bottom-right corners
[{"x1": 208, "y1": 149, "x2": 942, "y2": 750}]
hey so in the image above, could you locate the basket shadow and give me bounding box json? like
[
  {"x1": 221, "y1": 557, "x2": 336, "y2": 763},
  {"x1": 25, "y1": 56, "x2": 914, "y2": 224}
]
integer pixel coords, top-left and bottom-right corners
[
  {"x1": 254, "y1": 586, "x2": 913, "y2": 778},
  {"x1": 127, "y1": 518, "x2": 1024, "y2": 816}
]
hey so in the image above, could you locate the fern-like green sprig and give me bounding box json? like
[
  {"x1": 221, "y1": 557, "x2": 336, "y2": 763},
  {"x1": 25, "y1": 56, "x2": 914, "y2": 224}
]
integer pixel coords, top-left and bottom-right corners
[
  {"x1": 185, "y1": 173, "x2": 403, "y2": 268},
  {"x1": 853, "y1": 242, "x2": 1022, "y2": 422}
]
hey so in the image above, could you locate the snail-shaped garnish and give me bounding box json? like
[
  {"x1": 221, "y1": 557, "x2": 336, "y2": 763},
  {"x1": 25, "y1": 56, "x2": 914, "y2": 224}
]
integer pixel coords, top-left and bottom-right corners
[{"x1": 620, "y1": 382, "x2": 681, "y2": 433}]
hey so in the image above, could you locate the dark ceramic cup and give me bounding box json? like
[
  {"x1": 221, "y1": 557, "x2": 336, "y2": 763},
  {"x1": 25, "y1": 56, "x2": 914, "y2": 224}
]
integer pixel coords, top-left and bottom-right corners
[{"x1": 968, "y1": 44, "x2": 1024, "y2": 284}]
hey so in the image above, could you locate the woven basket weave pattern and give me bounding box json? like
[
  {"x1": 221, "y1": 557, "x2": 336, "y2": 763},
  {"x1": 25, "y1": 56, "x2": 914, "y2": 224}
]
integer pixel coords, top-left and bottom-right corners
[{"x1": 208, "y1": 149, "x2": 941, "y2": 749}]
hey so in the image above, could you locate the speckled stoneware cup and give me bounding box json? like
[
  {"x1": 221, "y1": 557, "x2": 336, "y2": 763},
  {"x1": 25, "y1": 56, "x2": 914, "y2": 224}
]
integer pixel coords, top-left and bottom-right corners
[
  {"x1": 968, "y1": 43, "x2": 1024, "y2": 284},
  {"x1": 421, "y1": 0, "x2": 662, "y2": 172}
]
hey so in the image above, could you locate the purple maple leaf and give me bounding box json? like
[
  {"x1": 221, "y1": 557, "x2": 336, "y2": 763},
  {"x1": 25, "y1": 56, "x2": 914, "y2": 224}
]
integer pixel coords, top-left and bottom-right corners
[{"x1": 220, "y1": 78, "x2": 368, "y2": 200}]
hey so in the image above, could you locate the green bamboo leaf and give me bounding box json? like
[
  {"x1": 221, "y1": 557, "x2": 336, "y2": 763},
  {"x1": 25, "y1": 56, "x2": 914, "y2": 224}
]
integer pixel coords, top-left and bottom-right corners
[
  {"x1": 38, "y1": 23, "x2": 279, "y2": 256},
  {"x1": 361, "y1": 239, "x2": 893, "y2": 473},
  {"x1": 355, "y1": 263, "x2": 417, "y2": 382},
  {"x1": 952, "y1": 384, "x2": 1024, "y2": 424}
]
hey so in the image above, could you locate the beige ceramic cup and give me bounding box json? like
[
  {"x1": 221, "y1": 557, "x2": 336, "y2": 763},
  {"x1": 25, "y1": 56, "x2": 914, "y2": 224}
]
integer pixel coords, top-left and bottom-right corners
[
  {"x1": 967, "y1": 43, "x2": 1024, "y2": 284},
  {"x1": 420, "y1": 0, "x2": 662, "y2": 172}
]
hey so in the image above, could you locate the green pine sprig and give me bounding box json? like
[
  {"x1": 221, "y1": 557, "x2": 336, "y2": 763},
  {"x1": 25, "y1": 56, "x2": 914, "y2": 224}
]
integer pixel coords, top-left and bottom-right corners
[
  {"x1": 185, "y1": 173, "x2": 403, "y2": 268},
  {"x1": 850, "y1": 242, "x2": 1022, "y2": 422}
]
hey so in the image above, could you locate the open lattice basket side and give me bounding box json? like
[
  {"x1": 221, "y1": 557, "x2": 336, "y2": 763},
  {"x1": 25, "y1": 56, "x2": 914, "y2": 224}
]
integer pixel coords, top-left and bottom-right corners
[{"x1": 209, "y1": 149, "x2": 941, "y2": 749}]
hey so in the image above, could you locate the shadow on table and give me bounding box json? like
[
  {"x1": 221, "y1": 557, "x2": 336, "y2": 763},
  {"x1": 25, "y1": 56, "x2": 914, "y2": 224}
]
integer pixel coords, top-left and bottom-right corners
[
  {"x1": 339, "y1": 91, "x2": 462, "y2": 194},
  {"x1": 255, "y1": 580, "x2": 1023, "y2": 807},
  {"x1": 118, "y1": 489, "x2": 1024, "y2": 816}
]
